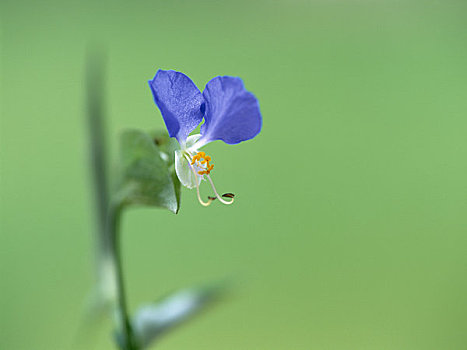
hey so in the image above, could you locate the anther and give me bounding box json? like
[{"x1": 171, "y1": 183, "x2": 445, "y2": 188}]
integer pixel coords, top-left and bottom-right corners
[
  {"x1": 192, "y1": 151, "x2": 214, "y2": 175},
  {"x1": 206, "y1": 176, "x2": 235, "y2": 205},
  {"x1": 222, "y1": 193, "x2": 235, "y2": 198}
]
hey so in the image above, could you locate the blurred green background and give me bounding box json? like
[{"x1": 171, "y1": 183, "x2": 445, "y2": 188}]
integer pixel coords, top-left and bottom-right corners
[{"x1": 1, "y1": 0, "x2": 467, "y2": 349}]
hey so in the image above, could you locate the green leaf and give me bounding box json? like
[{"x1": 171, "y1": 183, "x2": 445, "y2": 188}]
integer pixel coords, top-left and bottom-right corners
[
  {"x1": 116, "y1": 129, "x2": 181, "y2": 213},
  {"x1": 132, "y1": 283, "x2": 225, "y2": 348},
  {"x1": 150, "y1": 130, "x2": 178, "y2": 165}
]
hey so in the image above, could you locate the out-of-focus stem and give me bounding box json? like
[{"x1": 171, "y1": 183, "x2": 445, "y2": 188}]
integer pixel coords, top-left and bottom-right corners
[
  {"x1": 107, "y1": 203, "x2": 138, "y2": 350},
  {"x1": 86, "y1": 48, "x2": 110, "y2": 255},
  {"x1": 86, "y1": 48, "x2": 137, "y2": 350}
]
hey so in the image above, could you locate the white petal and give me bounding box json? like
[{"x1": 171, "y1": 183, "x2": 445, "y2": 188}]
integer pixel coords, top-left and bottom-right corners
[
  {"x1": 175, "y1": 150, "x2": 200, "y2": 189},
  {"x1": 185, "y1": 133, "x2": 202, "y2": 149}
]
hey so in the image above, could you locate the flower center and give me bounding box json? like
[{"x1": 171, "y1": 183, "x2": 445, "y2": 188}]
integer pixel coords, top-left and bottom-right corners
[
  {"x1": 190, "y1": 151, "x2": 214, "y2": 176},
  {"x1": 183, "y1": 150, "x2": 234, "y2": 207}
]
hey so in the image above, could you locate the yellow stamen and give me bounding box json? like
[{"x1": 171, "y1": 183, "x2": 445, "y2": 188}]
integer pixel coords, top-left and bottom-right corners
[
  {"x1": 184, "y1": 152, "x2": 233, "y2": 207},
  {"x1": 191, "y1": 151, "x2": 214, "y2": 175},
  {"x1": 184, "y1": 154, "x2": 214, "y2": 207}
]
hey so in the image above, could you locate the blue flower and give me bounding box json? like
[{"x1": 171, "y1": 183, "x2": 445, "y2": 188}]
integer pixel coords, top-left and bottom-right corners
[{"x1": 149, "y1": 70, "x2": 262, "y2": 206}]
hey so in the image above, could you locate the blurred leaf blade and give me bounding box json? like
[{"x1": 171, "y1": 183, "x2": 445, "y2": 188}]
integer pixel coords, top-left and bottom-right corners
[
  {"x1": 150, "y1": 130, "x2": 178, "y2": 165},
  {"x1": 132, "y1": 284, "x2": 225, "y2": 349},
  {"x1": 117, "y1": 129, "x2": 181, "y2": 213}
]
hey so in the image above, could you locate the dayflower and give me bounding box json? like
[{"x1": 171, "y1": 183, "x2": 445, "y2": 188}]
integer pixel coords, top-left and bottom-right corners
[{"x1": 149, "y1": 70, "x2": 262, "y2": 206}]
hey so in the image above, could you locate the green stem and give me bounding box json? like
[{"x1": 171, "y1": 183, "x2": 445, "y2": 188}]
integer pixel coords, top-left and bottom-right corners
[
  {"x1": 107, "y1": 203, "x2": 138, "y2": 350},
  {"x1": 85, "y1": 48, "x2": 138, "y2": 350},
  {"x1": 86, "y1": 48, "x2": 109, "y2": 239}
]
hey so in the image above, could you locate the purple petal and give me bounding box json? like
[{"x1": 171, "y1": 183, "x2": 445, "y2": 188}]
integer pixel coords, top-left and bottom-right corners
[
  {"x1": 149, "y1": 70, "x2": 204, "y2": 143},
  {"x1": 200, "y1": 76, "x2": 262, "y2": 145}
]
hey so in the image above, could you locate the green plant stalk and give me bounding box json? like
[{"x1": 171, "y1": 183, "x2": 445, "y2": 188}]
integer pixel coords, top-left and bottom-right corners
[
  {"x1": 107, "y1": 203, "x2": 139, "y2": 350},
  {"x1": 86, "y1": 48, "x2": 109, "y2": 241},
  {"x1": 85, "y1": 49, "x2": 138, "y2": 350}
]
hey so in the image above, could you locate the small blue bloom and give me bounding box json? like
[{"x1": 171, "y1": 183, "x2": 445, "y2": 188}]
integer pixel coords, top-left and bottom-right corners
[{"x1": 149, "y1": 70, "x2": 262, "y2": 206}]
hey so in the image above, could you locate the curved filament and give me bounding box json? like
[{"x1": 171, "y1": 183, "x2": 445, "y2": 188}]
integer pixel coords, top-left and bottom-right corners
[
  {"x1": 206, "y1": 175, "x2": 234, "y2": 205},
  {"x1": 184, "y1": 154, "x2": 214, "y2": 207}
]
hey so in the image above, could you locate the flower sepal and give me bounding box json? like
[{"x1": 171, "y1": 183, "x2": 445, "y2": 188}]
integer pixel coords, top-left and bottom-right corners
[{"x1": 115, "y1": 129, "x2": 181, "y2": 214}]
